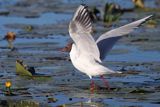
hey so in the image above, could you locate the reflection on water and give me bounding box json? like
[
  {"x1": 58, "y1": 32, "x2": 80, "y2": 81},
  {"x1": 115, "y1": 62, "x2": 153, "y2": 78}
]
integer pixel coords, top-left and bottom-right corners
[
  {"x1": 103, "y1": 98, "x2": 160, "y2": 107},
  {"x1": 0, "y1": 0, "x2": 18, "y2": 8},
  {"x1": 0, "y1": 12, "x2": 71, "y2": 37},
  {"x1": 63, "y1": 0, "x2": 159, "y2": 8},
  {"x1": 0, "y1": 12, "x2": 71, "y2": 26},
  {"x1": 106, "y1": 45, "x2": 160, "y2": 62}
]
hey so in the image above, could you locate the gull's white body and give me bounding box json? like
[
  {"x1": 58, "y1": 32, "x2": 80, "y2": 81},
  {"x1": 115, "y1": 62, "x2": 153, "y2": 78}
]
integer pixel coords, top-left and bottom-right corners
[
  {"x1": 69, "y1": 5, "x2": 152, "y2": 79},
  {"x1": 70, "y1": 43, "x2": 115, "y2": 79}
]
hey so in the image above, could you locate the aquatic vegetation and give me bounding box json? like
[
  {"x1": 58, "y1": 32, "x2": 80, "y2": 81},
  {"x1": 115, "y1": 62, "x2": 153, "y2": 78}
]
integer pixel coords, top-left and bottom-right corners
[
  {"x1": 5, "y1": 81, "x2": 11, "y2": 88},
  {"x1": 25, "y1": 25, "x2": 34, "y2": 32},
  {"x1": 146, "y1": 19, "x2": 157, "y2": 28},
  {"x1": 4, "y1": 32, "x2": 16, "y2": 49},
  {"x1": 15, "y1": 60, "x2": 52, "y2": 81},
  {"x1": 16, "y1": 60, "x2": 33, "y2": 76},
  {"x1": 5, "y1": 81, "x2": 12, "y2": 95},
  {"x1": 132, "y1": 0, "x2": 145, "y2": 8},
  {"x1": 103, "y1": 3, "x2": 122, "y2": 25},
  {"x1": 47, "y1": 97, "x2": 58, "y2": 103},
  {"x1": 89, "y1": 6, "x2": 101, "y2": 21}
]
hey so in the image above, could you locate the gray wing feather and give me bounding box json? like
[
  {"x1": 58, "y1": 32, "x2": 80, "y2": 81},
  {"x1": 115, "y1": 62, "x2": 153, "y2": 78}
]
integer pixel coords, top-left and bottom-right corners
[
  {"x1": 96, "y1": 15, "x2": 152, "y2": 60},
  {"x1": 69, "y1": 5, "x2": 101, "y2": 62}
]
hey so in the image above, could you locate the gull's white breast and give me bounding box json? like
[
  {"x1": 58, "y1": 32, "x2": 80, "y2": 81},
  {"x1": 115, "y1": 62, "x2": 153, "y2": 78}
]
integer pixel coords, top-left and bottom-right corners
[{"x1": 70, "y1": 43, "x2": 113, "y2": 78}]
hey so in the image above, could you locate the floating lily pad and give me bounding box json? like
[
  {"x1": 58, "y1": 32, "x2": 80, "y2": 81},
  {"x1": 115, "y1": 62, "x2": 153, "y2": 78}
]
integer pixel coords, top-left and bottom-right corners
[
  {"x1": 16, "y1": 61, "x2": 32, "y2": 76},
  {"x1": 16, "y1": 61, "x2": 52, "y2": 81}
]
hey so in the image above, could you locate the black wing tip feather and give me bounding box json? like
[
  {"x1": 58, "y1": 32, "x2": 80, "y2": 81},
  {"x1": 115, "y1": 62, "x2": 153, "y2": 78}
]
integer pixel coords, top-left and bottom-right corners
[
  {"x1": 76, "y1": 4, "x2": 90, "y2": 20},
  {"x1": 72, "y1": 4, "x2": 92, "y2": 32},
  {"x1": 138, "y1": 15, "x2": 153, "y2": 27},
  {"x1": 143, "y1": 14, "x2": 153, "y2": 22}
]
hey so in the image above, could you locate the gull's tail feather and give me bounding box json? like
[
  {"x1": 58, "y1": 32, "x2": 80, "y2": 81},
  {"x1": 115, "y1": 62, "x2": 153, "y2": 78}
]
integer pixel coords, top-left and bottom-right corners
[
  {"x1": 87, "y1": 63, "x2": 120, "y2": 77},
  {"x1": 104, "y1": 66, "x2": 122, "y2": 74}
]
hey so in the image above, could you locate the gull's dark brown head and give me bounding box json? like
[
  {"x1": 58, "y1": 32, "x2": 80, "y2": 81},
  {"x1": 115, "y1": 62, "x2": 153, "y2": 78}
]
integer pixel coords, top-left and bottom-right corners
[{"x1": 60, "y1": 42, "x2": 73, "y2": 52}]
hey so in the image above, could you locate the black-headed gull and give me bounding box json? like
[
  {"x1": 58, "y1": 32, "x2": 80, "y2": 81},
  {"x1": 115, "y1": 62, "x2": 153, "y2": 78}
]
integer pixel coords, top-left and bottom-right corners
[{"x1": 63, "y1": 4, "x2": 152, "y2": 92}]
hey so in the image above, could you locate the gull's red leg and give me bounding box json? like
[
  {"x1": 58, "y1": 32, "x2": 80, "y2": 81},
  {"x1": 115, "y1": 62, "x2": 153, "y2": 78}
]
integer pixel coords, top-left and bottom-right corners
[
  {"x1": 90, "y1": 79, "x2": 95, "y2": 94},
  {"x1": 100, "y1": 75, "x2": 110, "y2": 91}
]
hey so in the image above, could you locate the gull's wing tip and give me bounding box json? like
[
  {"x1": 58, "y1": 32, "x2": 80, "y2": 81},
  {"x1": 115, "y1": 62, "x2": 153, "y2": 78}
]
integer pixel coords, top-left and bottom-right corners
[
  {"x1": 145, "y1": 15, "x2": 153, "y2": 20},
  {"x1": 139, "y1": 15, "x2": 153, "y2": 26},
  {"x1": 70, "y1": 4, "x2": 92, "y2": 33},
  {"x1": 149, "y1": 14, "x2": 153, "y2": 17},
  {"x1": 77, "y1": 4, "x2": 88, "y2": 11},
  {"x1": 72, "y1": 4, "x2": 89, "y2": 21}
]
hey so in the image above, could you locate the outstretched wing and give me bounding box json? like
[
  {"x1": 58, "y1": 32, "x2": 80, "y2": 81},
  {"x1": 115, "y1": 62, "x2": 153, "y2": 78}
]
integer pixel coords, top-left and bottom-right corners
[
  {"x1": 69, "y1": 5, "x2": 101, "y2": 62},
  {"x1": 96, "y1": 15, "x2": 152, "y2": 60}
]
